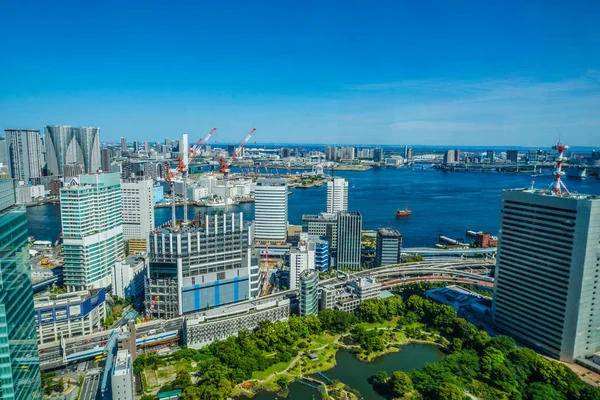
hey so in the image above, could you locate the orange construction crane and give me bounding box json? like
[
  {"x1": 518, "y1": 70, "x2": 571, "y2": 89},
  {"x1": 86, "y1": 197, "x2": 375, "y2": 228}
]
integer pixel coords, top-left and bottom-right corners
[{"x1": 219, "y1": 128, "x2": 256, "y2": 174}]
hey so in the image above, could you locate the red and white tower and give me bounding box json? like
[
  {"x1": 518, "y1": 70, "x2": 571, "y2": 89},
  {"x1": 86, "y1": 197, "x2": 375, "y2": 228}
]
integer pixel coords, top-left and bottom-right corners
[{"x1": 543, "y1": 142, "x2": 570, "y2": 196}]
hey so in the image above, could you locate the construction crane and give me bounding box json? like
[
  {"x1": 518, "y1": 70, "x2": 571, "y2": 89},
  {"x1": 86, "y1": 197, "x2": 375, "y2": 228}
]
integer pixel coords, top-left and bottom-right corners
[
  {"x1": 145, "y1": 296, "x2": 160, "y2": 321},
  {"x1": 165, "y1": 163, "x2": 176, "y2": 227},
  {"x1": 219, "y1": 128, "x2": 257, "y2": 175},
  {"x1": 178, "y1": 129, "x2": 218, "y2": 224}
]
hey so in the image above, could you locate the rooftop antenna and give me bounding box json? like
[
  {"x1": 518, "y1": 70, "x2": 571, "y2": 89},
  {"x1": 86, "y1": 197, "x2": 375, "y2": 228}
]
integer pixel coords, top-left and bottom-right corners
[{"x1": 542, "y1": 141, "x2": 570, "y2": 196}]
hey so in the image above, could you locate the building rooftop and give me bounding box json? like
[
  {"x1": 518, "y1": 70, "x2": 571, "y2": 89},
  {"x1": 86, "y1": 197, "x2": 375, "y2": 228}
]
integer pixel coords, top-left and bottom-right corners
[
  {"x1": 505, "y1": 188, "x2": 599, "y2": 201},
  {"x1": 377, "y1": 228, "x2": 402, "y2": 238},
  {"x1": 113, "y1": 350, "x2": 131, "y2": 376},
  {"x1": 256, "y1": 177, "x2": 287, "y2": 186},
  {"x1": 302, "y1": 212, "x2": 338, "y2": 221},
  {"x1": 34, "y1": 289, "x2": 103, "y2": 309}
]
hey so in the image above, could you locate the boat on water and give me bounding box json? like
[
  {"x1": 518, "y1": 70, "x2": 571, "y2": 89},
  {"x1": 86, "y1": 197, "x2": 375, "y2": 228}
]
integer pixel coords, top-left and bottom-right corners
[
  {"x1": 395, "y1": 208, "x2": 412, "y2": 217},
  {"x1": 204, "y1": 197, "x2": 239, "y2": 207}
]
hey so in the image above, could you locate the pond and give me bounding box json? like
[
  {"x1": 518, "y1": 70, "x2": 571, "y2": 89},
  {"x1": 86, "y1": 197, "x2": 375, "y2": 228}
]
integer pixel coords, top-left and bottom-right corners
[{"x1": 245, "y1": 343, "x2": 445, "y2": 400}]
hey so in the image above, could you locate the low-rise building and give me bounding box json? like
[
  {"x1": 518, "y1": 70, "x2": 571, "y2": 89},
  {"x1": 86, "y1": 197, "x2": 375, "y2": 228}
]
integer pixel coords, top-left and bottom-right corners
[
  {"x1": 34, "y1": 289, "x2": 106, "y2": 345},
  {"x1": 426, "y1": 285, "x2": 490, "y2": 315},
  {"x1": 320, "y1": 277, "x2": 381, "y2": 313},
  {"x1": 474, "y1": 232, "x2": 498, "y2": 247},
  {"x1": 17, "y1": 184, "x2": 45, "y2": 204}
]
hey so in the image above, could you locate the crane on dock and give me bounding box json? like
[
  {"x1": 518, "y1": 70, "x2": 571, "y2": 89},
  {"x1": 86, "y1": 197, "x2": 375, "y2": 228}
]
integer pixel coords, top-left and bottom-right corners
[
  {"x1": 165, "y1": 163, "x2": 176, "y2": 228},
  {"x1": 177, "y1": 129, "x2": 217, "y2": 224},
  {"x1": 219, "y1": 128, "x2": 256, "y2": 176}
]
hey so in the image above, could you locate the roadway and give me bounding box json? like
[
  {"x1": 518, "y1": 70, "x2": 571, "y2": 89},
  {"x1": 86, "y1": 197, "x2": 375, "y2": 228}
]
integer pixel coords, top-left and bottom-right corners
[{"x1": 79, "y1": 370, "x2": 101, "y2": 400}]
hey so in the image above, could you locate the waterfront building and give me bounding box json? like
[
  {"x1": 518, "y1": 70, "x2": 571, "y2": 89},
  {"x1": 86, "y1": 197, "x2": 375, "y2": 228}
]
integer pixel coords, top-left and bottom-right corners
[
  {"x1": 16, "y1": 183, "x2": 45, "y2": 204},
  {"x1": 0, "y1": 180, "x2": 42, "y2": 399},
  {"x1": 336, "y1": 211, "x2": 362, "y2": 269},
  {"x1": 406, "y1": 148, "x2": 413, "y2": 160},
  {"x1": 443, "y1": 149, "x2": 455, "y2": 165},
  {"x1": 113, "y1": 254, "x2": 148, "y2": 308},
  {"x1": 492, "y1": 188, "x2": 600, "y2": 362},
  {"x1": 340, "y1": 147, "x2": 355, "y2": 161},
  {"x1": 299, "y1": 269, "x2": 319, "y2": 316},
  {"x1": 527, "y1": 149, "x2": 541, "y2": 163},
  {"x1": 111, "y1": 350, "x2": 134, "y2": 400},
  {"x1": 254, "y1": 178, "x2": 288, "y2": 243},
  {"x1": 302, "y1": 212, "x2": 338, "y2": 253},
  {"x1": 486, "y1": 149, "x2": 495, "y2": 163},
  {"x1": 326, "y1": 177, "x2": 348, "y2": 213},
  {"x1": 5, "y1": 129, "x2": 43, "y2": 183},
  {"x1": 121, "y1": 179, "x2": 154, "y2": 250},
  {"x1": 376, "y1": 228, "x2": 402, "y2": 267},
  {"x1": 60, "y1": 172, "x2": 124, "y2": 291},
  {"x1": 403, "y1": 144, "x2": 408, "y2": 159},
  {"x1": 289, "y1": 238, "x2": 316, "y2": 290},
  {"x1": 144, "y1": 141, "x2": 151, "y2": 153},
  {"x1": 101, "y1": 148, "x2": 111, "y2": 172},
  {"x1": 506, "y1": 149, "x2": 519, "y2": 163},
  {"x1": 44, "y1": 125, "x2": 101, "y2": 176},
  {"x1": 133, "y1": 140, "x2": 139, "y2": 153},
  {"x1": 186, "y1": 296, "x2": 291, "y2": 348},
  {"x1": 373, "y1": 147, "x2": 384, "y2": 162},
  {"x1": 146, "y1": 212, "x2": 255, "y2": 318},
  {"x1": 34, "y1": 289, "x2": 106, "y2": 345},
  {"x1": 455, "y1": 148, "x2": 461, "y2": 163},
  {"x1": 121, "y1": 137, "x2": 127, "y2": 153}
]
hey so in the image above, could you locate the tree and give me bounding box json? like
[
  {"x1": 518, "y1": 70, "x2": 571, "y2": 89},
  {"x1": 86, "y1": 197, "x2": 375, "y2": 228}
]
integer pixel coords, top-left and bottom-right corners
[
  {"x1": 525, "y1": 382, "x2": 566, "y2": 400},
  {"x1": 389, "y1": 371, "x2": 413, "y2": 396},
  {"x1": 172, "y1": 369, "x2": 192, "y2": 390},
  {"x1": 276, "y1": 376, "x2": 289, "y2": 389},
  {"x1": 370, "y1": 371, "x2": 389, "y2": 387},
  {"x1": 435, "y1": 382, "x2": 465, "y2": 400},
  {"x1": 452, "y1": 338, "x2": 463, "y2": 351}
]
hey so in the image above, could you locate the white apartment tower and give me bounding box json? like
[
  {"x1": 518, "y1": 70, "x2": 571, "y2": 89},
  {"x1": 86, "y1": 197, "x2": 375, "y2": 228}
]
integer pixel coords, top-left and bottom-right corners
[
  {"x1": 60, "y1": 172, "x2": 124, "y2": 291},
  {"x1": 121, "y1": 179, "x2": 155, "y2": 244},
  {"x1": 492, "y1": 188, "x2": 600, "y2": 362},
  {"x1": 327, "y1": 177, "x2": 348, "y2": 213},
  {"x1": 4, "y1": 129, "x2": 43, "y2": 182},
  {"x1": 254, "y1": 178, "x2": 288, "y2": 243},
  {"x1": 289, "y1": 235, "x2": 316, "y2": 290}
]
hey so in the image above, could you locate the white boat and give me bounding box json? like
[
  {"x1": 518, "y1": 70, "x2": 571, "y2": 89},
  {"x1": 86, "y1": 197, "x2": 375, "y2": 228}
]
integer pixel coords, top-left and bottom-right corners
[{"x1": 204, "y1": 197, "x2": 239, "y2": 207}]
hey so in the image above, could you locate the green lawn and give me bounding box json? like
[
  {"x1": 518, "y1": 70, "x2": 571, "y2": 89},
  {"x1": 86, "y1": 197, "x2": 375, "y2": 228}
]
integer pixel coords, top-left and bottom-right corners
[
  {"x1": 355, "y1": 317, "x2": 399, "y2": 330},
  {"x1": 251, "y1": 360, "x2": 293, "y2": 380}
]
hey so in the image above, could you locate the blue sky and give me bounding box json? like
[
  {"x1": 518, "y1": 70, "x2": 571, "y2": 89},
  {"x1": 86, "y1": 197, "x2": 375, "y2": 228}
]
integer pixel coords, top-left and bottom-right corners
[{"x1": 1, "y1": 1, "x2": 599, "y2": 146}]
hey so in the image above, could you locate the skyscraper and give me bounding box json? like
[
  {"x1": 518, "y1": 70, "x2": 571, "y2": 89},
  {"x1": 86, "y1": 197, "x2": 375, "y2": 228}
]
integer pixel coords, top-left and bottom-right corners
[
  {"x1": 506, "y1": 150, "x2": 519, "y2": 163},
  {"x1": 327, "y1": 177, "x2": 348, "y2": 213},
  {"x1": 61, "y1": 173, "x2": 124, "y2": 290},
  {"x1": 254, "y1": 178, "x2": 288, "y2": 243},
  {"x1": 336, "y1": 211, "x2": 362, "y2": 269},
  {"x1": 299, "y1": 269, "x2": 319, "y2": 316},
  {"x1": 120, "y1": 137, "x2": 127, "y2": 153},
  {"x1": 5, "y1": 129, "x2": 43, "y2": 182},
  {"x1": 0, "y1": 180, "x2": 42, "y2": 399},
  {"x1": 376, "y1": 228, "x2": 402, "y2": 267},
  {"x1": 101, "y1": 148, "x2": 111, "y2": 172},
  {"x1": 443, "y1": 149, "x2": 455, "y2": 165},
  {"x1": 44, "y1": 125, "x2": 101, "y2": 176},
  {"x1": 144, "y1": 141, "x2": 151, "y2": 152},
  {"x1": 289, "y1": 237, "x2": 316, "y2": 290},
  {"x1": 403, "y1": 144, "x2": 408, "y2": 159},
  {"x1": 133, "y1": 141, "x2": 139, "y2": 153},
  {"x1": 492, "y1": 188, "x2": 600, "y2": 362},
  {"x1": 121, "y1": 179, "x2": 155, "y2": 252},
  {"x1": 373, "y1": 148, "x2": 384, "y2": 162},
  {"x1": 486, "y1": 149, "x2": 495, "y2": 163}
]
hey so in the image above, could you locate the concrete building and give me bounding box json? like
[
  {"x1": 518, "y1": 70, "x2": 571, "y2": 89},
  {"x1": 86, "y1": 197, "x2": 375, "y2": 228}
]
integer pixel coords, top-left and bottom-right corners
[
  {"x1": 5, "y1": 129, "x2": 43, "y2": 183},
  {"x1": 373, "y1": 148, "x2": 384, "y2": 162},
  {"x1": 120, "y1": 137, "x2": 127, "y2": 153},
  {"x1": 302, "y1": 212, "x2": 338, "y2": 253},
  {"x1": 113, "y1": 254, "x2": 148, "y2": 308},
  {"x1": 34, "y1": 289, "x2": 106, "y2": 345},
  {"x1": 186, "y1": 297, "x2": 291, "y2": 348},
  {"x1": 321, "y1": 277, "x2": 381, "y2": 313},
  {"x1": 313, "y1": 236, "x2": 330, "y2": 272},
  {"x1": 426, "y1": 285, "x2": 490, "y2": 314},
  {"x1": 146, "y1": 213, "x2": 254, "y2": 318},
  {"x1": 486, "y1": 149, "x2": 495, "y2": 163},
  {"x1": 111, "y1": 350, "x2": 134, "y2": 400},
  {"x1": 101, "y1": 148, "x2": 111, "y2": 172},
  {"x1": 492, "y1": 188, "x2": 600, "y2": 362},
  {"x1": 326, "y1": 177, "x2": 348, "y2": 213},
  {"x1": 289, "y1": 239, "x2": 316, "y2": 290},
  {"x1": 0, "y1": 180, "x2": 42, "y2": 399},
  {"x1": 376, "y1": 228, "x2": 402, "y2": 267},
  {"x1": 60, "y1": 173, "x2": 124, "y2": 290},
  {"x1": 254, "y1": 178, "x2": 288, "y2": 243},
  {"x1": 44, "y1": 125, "x2": 101, "y2": 176},
  {"x1": 506, "y1": 149, "x2": 519, "y2": 163},
  {"x1": 443, "y1": 149, "x2": 455, "y2": 165},
  {"x1": 121, "y1": 179, "x2": 154, "y2": 248},
  {"x1": 299, "y1": 269, "x2": 319, "y2": 316},
  {"x1": 336, "y1": 211, "x2": 362, "y2": 269},
  {"x1": 16, "y1": 183, "x2": 45, "y2": 204}
]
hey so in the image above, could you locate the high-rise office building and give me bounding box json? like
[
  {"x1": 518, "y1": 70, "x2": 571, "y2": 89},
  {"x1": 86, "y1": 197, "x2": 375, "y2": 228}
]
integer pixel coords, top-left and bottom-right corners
[
  {"x1": 61, "y1": 173, "x2": 124, "y2": 291},
  {"x1": 254, "y1": 178, "x2": 288, "y2": 243},
  {"x1": 144, "y1": 141, "x2": 151, "y2": 153},
  {"x1": 299, "y1": 269, "x2": 319, "y2": 316},
  {"x1": 121, "y1": 179, "x2": 154, "y2": 249},
  {"x1": 373, "y1": 147, "x2": 384, "y2": 162},
  {"x1": 101, "y1": 148, "x2": 111, "y2": 172},
  {"x1": 5, "y1": 129, "x2": 43, "y2": 182},
  {"x1": 133, "y1": 141, "x2": 139, "y2": 153},
  {"x1": 0, "y1": 136, "x2": 8, "y2": 167},
  {"x1": 376, "y1": 228, "x2": 402, "y2": 267},
  {"x1": 327, "y1": 177, "x2": 348, "y2": 213},
  {"x1": 406, "y1": 148, "x2": 413, "y2": 160},
  {"x1": 120, "y1": 137, "x2": 127, "y2": 153},
  {"x1": 403, "y1": 145, "x2": 408, "y2": 159},
  {"x1": 0, "y1": 180, "x2": 42, "y2": 399},
  {"x1": 111, "y1": 350, "x2": 134, "y2": 400},
  {"x1": 443, "y1": 149, "x2": 455, "y2": 165},
  {"x1": 506, "y1": 150, "x2": 519, "y2": 163},
  {"x1": 146, "y1": 213, "x2": 255, "y2": 318},
  {"x1": 486, "y1": 149, "x2": 495, "y2": 163},
  {"x1": 336, "y1": 211, "x2": 362, "y2": 269},
  {"x1": 454, "y1": 148, "x2": 461, "y2": 163},
  {"x1": 492, "y1": 188, "x2": 600, "y2": 362},
  {"x1": 312, "y1": 236, "x2": 330, "y2": 272},
  {"x1": 302, "y1": 213, "x2": 338, "y2": 254},
  {"x1": 45, "y1": 126, "x2": 101, "y2": 176}
]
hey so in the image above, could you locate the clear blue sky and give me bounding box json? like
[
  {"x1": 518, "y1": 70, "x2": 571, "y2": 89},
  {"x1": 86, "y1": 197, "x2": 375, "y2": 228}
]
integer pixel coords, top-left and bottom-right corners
[{"x1": 1, "y1": 1, "x2": 599, "y2": 146}]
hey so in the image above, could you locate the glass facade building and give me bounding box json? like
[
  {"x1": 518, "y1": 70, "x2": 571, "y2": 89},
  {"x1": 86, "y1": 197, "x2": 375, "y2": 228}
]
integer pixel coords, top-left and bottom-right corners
[
  {"x1": 0, "y1": 180, "x2": 42, "y2": 399},
  {"x1": 44, "y1": 125, "x2": 101, "y2": 177},
  {"x1": 299, "y1": 269, "x2": 319, "y2": 316},
  {"x1": 336, "y1": 211, "x2": 362, "y2": 270}
]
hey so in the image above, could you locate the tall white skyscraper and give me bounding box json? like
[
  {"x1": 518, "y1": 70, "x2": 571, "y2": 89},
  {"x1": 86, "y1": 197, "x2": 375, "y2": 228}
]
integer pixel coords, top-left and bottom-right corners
[
  {"x1": 4, "y1": 129, "x2": 43, "y2": 182},
  {"x1": 327, "y1": 177, "x2": 348, "y2": 213},
  {"x1": 121, "y1": 179, "x2": 155, "y2": 246},
  {"x1": 289, "y1": 235, "x2": 316, "y2": 290},
  {"x1": 45, "y1": 125, "x2": 101, "y2": 176},
  {"x1": 254, "y1": 178, "x2": 288, "y2": 243},
  {"x1": 492, "y1": 188, "x2": 600, "y2": 362},
  {"x1": 61, "y1": 172, "x2": 124, "y2": 291}
]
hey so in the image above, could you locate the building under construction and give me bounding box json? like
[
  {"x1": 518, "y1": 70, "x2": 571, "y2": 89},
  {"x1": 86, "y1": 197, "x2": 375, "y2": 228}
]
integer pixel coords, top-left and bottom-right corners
[{"x1": 145, "y1": 212, "x2": 260, "y2": 319}]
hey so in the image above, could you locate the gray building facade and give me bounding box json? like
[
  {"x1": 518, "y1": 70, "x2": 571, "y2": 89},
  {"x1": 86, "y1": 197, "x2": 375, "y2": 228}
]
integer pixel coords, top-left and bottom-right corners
[
  {"x1": 376, "y1": 228, "x2": 402, "y2": 267},
  {"x1": 336, "y1": 211, "x2": 362, "y2": 269},
  {"x1": 44, "y1": 125, "x2": 101, "y2": 176},
  {"x1": 5, "y1": 129, "x2": 43, "y2": 183}
]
